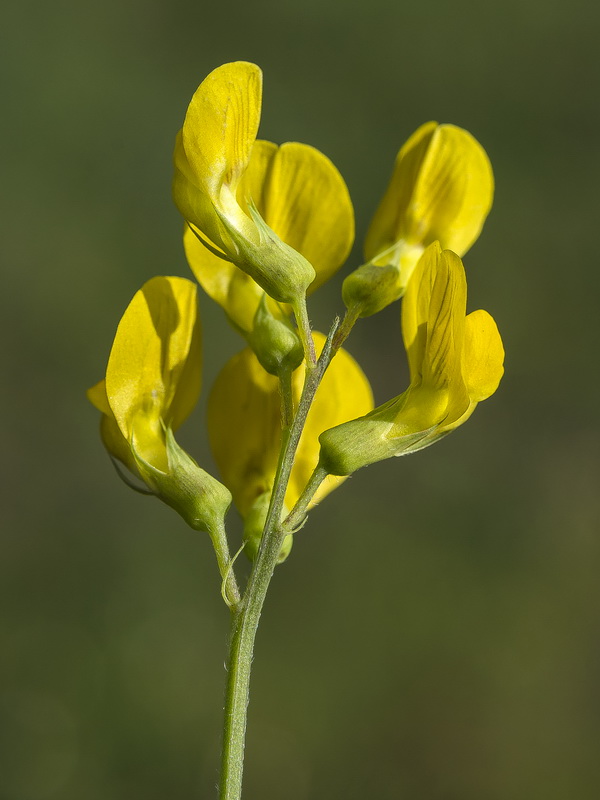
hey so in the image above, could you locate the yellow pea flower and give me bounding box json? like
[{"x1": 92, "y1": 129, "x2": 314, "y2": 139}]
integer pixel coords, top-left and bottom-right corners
[
  {"x1": 207, "y1": 332, "x2": 373, "y2": 555},
  {"x1": 183, "y1": 138, "x2": 354, "y2": 335},
  {"x1": 87, "y1": 276, "x2": 231, "y2": 532},
  {"x1": 173, "y1": 61, "x2": 331, "y2": 309},
  {"x1": 320, "y1": 242, "x2": 504, "y2": 475},
  {"x1": 343, "y1": 122, "x2": 494, "y2": 316}
]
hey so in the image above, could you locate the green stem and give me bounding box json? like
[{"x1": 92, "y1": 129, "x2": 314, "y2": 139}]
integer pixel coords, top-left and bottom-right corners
[
  {"x1": 332, "y1": 304, "x2": 361, "y2": 352},
  {"x1": 282, "y1": 464, "x2": 328, "y2": 533},
  {"x1": 279, "y1": 366, "x2": 294, "y2": 429},
  {"x1": 219, "y1": 524, "x2": 286, "y2": 800},
  {"x1": 218, "y1": 322, "x2": 338, "y2": 800},
  {"x1": 209, "y1": 520, "x2": 241, "y2": 609},
  {"x1": 292, "y1": 295, "x2": 317, "y2": 371}
]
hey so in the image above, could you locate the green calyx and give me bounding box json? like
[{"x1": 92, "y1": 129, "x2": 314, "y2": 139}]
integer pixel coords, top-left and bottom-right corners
[
  {"x1": 318, "y1": 392, "x2": 441, "y2": 476},
  {"x1": 342, "y1": 262, "x2": 403, "y2": 317},
  {"x1": 342, "y1": 240, "x2": 427, "y2": 317},
  {"x1": 218, "y1": 202, "x2": 316, "y2": 306},
  {"x1": 132, "y1": 427, "x2": 232, "y2": 533}
]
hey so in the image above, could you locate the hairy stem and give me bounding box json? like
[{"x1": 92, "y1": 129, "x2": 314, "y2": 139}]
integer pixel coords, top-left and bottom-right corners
[
  {"x1": 209, "y1": 519, "x2": 241, "y2": 609},
  {"x1": 332, "y1": 304, "x2": 361, "y2": 352},
  {"x1": 293, "y1": 295, "x2": 317, "y2": 370},
  {"x1": 218, "y1": 320, "x2": 339, "y2": 800},
  {"x1": 282, "y1": 464, "x2": 328, "y2": 533},
  {"x1": 279, "y1": 366, "x2": 295, "y2": 429}
]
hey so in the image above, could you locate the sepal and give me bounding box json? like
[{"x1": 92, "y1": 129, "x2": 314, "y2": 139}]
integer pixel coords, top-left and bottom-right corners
[
  {"x1": 217, "y1": 200, "x2": 316, "y2": 304},
  {"x1": 318, "y1": 392, "x2": 441, "y2": 476},
  {"x1": 342, "y1": 241, "x2": 426, "y2": 316},
  {"x1": 342, "y1": 262, "x2": 405, "y2": 318},
  {"x1": 132, "y1": 427, "x2": 232, "y2": 534}
]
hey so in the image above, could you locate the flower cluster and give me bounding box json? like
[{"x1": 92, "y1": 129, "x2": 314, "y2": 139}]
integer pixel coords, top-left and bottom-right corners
[{"x1": 89, "y1": 61, "x2": 504, "y2": 562}]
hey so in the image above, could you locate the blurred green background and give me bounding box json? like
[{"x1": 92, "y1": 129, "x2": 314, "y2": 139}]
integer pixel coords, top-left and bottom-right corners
[{"x1": 3, "y1": 0, "x2": 599, "y2": 797}]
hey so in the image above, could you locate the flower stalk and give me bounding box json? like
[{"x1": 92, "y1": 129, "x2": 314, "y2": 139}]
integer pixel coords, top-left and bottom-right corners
[{"x1": 219, "y1": 320, "x2": 339, "y2": 800}]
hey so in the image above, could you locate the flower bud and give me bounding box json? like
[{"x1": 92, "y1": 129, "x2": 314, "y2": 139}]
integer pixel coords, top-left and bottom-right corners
[{"x1": 248, "y1": 294, "x2": 304, "y2": 376}]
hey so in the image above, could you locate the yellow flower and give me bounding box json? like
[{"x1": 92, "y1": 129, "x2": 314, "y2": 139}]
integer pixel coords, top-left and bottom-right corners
[
  {"x1": 343, "y1": 122, "x2": 494, "y2": 316},
  {"x1": 320, "y1": 242, "x2": 504, "y2": 474},
  {"x1": 207, "y1": 333, "x2": 374, "y2": 520},
  {"x1": 174, "y1": 62, "x2": 346, "y2": 309},
  {"x1": 87, "y1": 276, "x2": 231, "y2": 531},
  {"x1": 183, "y1": 138, "x2": 354, "y2": 336}
]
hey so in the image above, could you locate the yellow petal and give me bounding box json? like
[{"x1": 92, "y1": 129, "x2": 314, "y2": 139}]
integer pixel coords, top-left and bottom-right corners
[
  {"x1": 395, "y1": 245, "x2": 470, "y2": 433},
  {"x1": 397, "y1": 249, "x2": 499, "y2": 436},
  {"x1": 207, "y1": 348, "x2": 281, "y2": 517},
  {"x1": 167, "y1": 294, "x2": 203, "y2": 431},
  {"x1": 240, "y1": 140, "x2": 354, "y2": 291},
  {"x1": 236, "y1": 138, "x2": 278, "y2": 217},
  {"x1": 181, "y1": 61, "x2": 262, "y2": 199},
  {"x1": 365, "y1": 122, "x2": 437, "y2": 263},
  {"x1": 365, "y1": 122, "x2": 493, "y2": 271},
  {"x1": 105, "y1": 276, "x2": 201, "y2": 446},
  {"x1": 401, "y1": 242, "x2": 467, "y2": 394},
  {"x1": 462, "y1": 309, "x2": 504, "y2": 402},
  {"x1": 87, "y1": 378, "x2": 111, "y2": 416},
  {"x1": 421, "y1": 249, "x2": 466, "y2": 393},
  {"x1": 87, "y1": 380, "x2": 141, "y2": 474},
  {"x1": 184, "y1": 223, "x2": 267, "y2": 333},
  {"x1": 401, "y1": 241, "x2": 439, "y2": 382},
  {"x1": 99, "y1": 413, "x2": 141, "y2": 476},
  {"x1": 173, "y1": 131, "x2": 232, "y2": 253},
  {"x1": 207, "y1": 333, "x2": 373, "y2": 516}
]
